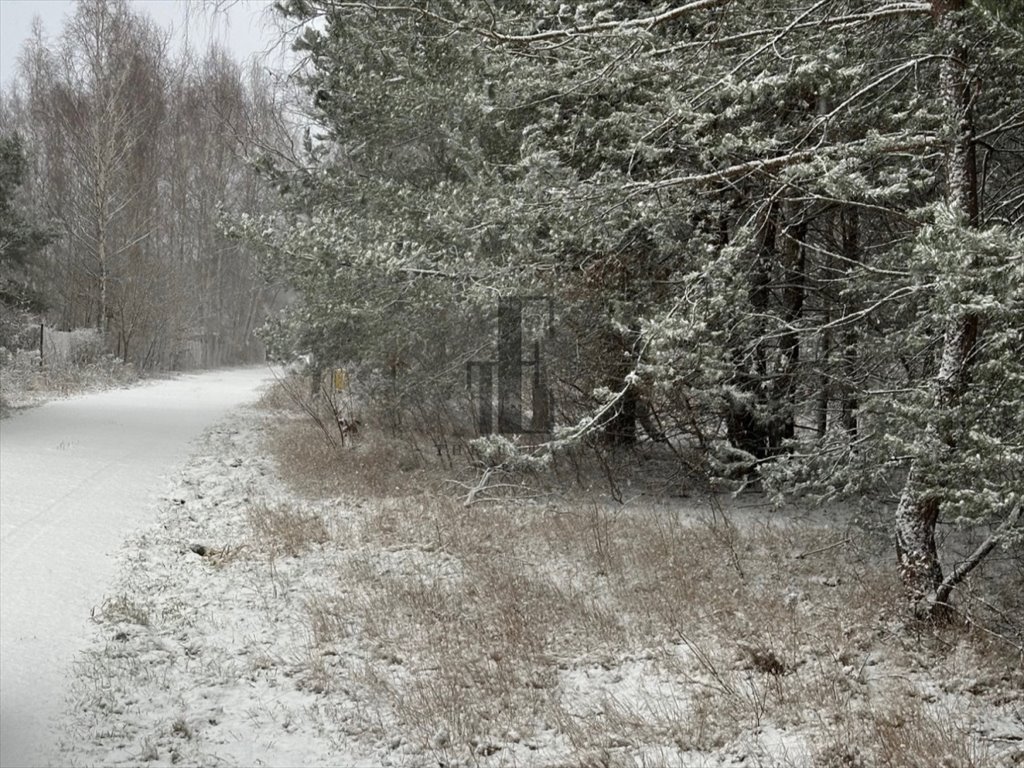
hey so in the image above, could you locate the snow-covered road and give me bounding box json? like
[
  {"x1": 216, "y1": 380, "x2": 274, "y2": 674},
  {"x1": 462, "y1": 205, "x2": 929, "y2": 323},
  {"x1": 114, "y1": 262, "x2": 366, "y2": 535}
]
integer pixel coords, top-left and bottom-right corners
[{"x1": 0, "y1": 368, "x2": 270, "y2": 768}]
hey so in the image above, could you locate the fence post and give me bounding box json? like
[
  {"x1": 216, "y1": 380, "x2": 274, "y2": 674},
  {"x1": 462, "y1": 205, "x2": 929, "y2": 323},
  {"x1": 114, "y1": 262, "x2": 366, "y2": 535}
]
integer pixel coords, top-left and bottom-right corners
[
  {"x1": 530, "y1": 338, "x2": 553, "y2": 432},
  {"x1": 39, "y1": 323, "x2": 44, "y2": 368}
]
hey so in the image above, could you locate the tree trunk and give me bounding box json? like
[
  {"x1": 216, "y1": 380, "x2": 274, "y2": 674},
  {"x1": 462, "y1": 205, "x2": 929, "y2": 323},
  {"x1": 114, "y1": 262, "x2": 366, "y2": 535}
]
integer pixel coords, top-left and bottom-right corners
[
  {"x1": 895, "y1": 0, "x2": 980, "y2": 617},
  {"x1": 604, "y1": 383, "x2": 638, "y2": 446},
  {"x1": 602, "y1": 322, "x2": 639, "y2": 446},
  {"x1": 816, "y1": 323, "x2": 829, "y2": 439},
  {"x1": 895, "y1": 471, "x2": 945, "y2": 608},
  {"x1": 95, "y1": 161, "x2": 109, "y2": 335},
  {"x1": 840, "y1": 207, "x2": 860, "y2": 438}
]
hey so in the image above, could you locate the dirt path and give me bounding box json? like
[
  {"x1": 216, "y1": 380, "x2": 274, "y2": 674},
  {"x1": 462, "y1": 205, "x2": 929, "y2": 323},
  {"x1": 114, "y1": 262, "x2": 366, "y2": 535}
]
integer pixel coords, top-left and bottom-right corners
[{"x1": 0, "y1": 368, "x2": 270, "y2": 768}]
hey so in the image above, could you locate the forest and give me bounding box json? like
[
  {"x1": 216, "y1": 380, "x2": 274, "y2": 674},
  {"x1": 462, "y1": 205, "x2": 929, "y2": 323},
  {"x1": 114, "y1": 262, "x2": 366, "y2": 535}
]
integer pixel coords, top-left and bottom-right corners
[
  {"x1": 2, "y1": 0, "x2": 1022, "y2": 621},
  {"x1": 252, "y1": 0, "x2": 1023, "y2": 620}
]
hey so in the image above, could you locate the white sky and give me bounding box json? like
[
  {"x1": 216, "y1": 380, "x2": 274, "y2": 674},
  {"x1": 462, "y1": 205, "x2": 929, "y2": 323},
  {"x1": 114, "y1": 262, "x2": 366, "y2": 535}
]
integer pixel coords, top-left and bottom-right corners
[{"x1": 0, "y1": 0, "x2": 291, "y2": 89}]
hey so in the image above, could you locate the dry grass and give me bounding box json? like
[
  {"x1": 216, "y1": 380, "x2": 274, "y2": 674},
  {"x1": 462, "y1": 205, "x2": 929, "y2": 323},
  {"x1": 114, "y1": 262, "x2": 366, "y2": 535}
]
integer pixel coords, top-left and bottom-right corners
[
  {"x1": 260, "y1": 386, "x2": 435, "y2": 499},
  {"x1": 252, "y1": 395, "x2": 1023, "y2": 767},
  {"x1": 246, "y1": 500, "x2": 330, "y2": 558},
  {"x1": 91, "y1": 594, "x2": 152, "y2": 628},
  {"x1": 302, "y1": 496, "x2": 1017, "y2": 764},
  {"x1": 0, "y1": 348, "x2": 139, "y2": 412},
  {"x1": 814, "y1": 691, "x2": 996, "y2": 768}
]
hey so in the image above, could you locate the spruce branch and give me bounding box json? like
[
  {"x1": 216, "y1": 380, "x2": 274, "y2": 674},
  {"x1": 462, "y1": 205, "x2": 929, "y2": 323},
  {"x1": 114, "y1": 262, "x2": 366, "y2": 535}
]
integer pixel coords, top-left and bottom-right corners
[
  {"x1": 321, "y1": 0, "x2": 732, "y2": 44},
  {"x1": 628, "y1": 136, "x2": 939, "y2": 191}
]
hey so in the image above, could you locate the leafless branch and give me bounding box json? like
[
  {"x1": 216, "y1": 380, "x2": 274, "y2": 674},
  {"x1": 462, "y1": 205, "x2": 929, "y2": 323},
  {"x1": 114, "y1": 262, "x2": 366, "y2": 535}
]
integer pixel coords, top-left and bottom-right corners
[
  {"x1": 481, "y1": 0, "x2": 732, "y2": 44},
  {"x1": 933, "y1": 502, "x2": 1023, "y2": 607},
  {"x1": 651, "y1": 3, "x2": 932, "y2": 55}
]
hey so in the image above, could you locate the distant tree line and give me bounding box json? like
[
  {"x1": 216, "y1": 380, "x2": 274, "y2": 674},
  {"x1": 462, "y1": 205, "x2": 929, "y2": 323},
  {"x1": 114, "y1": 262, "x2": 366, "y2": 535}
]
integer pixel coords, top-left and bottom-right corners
[{"x1": 0, "y1": 0, "x2": 288, "y2": 369}]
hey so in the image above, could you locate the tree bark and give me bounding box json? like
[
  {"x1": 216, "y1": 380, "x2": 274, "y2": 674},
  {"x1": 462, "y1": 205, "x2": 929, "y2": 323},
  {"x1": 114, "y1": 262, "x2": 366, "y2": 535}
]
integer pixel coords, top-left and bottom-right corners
[
  {"x1": 895, "y1": 471, "x2": 944, "y2": 609},
  {"x1": 895, "y1": 0, "x2": 981, "y2": 617},
  {"x1": 771, "y1": 210, "x2": 806, "y2": 451},
  {"x1": 816, "y1": 323, "x2": 829, "y2": 439},
  {"x1": 602, "y1": 322, "x2": 639, "y2": 447}
]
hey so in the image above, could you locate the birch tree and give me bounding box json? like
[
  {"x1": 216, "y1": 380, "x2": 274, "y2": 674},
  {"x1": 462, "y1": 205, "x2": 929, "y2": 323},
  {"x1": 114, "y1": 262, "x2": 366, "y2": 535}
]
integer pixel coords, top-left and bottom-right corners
[
  {"x1": 6, "y1": 0, "x2": 285, "y2": 368},
  {"x1": 50, "y1": 0, "x2": 166, "y2": 335}
]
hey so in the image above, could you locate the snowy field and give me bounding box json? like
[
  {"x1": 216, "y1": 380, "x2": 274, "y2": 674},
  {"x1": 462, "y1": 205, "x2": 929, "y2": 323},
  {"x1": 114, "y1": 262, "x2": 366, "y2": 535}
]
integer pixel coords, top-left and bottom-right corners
[
  {"x1": 34, "y1": 385, "x2": 1022, "y2": 768},
  {"x1": 0, "y1": 368, "x2": 271, "y2": 768}
]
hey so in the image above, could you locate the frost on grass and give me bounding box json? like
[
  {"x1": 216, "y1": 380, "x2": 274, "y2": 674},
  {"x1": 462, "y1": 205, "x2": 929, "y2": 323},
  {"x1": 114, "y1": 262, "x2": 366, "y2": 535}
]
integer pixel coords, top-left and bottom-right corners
[
  {"x1": 60, "y1": 405, "x2": 1024, "y2": 767},
  {"x1": 61, "y1": 412, "x2": 375, "y2": 768},
  {"x1": 0, "y1": 335, "x2": 139, "y2": 414}
]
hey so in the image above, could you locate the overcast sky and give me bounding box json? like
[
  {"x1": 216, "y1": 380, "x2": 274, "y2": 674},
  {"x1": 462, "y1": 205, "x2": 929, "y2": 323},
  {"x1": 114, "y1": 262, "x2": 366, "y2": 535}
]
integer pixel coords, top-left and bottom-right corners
[{"x1": 0, "y1": 0, "x2": 290, "y2": 89}]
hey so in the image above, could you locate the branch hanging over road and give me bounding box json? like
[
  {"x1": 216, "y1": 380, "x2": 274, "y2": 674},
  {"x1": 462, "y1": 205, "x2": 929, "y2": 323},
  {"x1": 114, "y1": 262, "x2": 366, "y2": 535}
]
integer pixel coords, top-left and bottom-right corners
[{"x1": 627, "y1": 135, "x2": 939, "y2": 191}]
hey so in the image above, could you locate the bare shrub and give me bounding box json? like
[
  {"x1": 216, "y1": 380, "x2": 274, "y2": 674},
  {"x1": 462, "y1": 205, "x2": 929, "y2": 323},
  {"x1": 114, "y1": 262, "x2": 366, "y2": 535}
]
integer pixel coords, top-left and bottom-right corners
[
  {"x1": 63, "y1": 328, "x2": 105, "y2": 365},
  {"x1": 0, "y1": 342, "x2": 138, "y2": 409},
  {"x1": 256, "y1": 374, "x2": 310, "y2": 413}
]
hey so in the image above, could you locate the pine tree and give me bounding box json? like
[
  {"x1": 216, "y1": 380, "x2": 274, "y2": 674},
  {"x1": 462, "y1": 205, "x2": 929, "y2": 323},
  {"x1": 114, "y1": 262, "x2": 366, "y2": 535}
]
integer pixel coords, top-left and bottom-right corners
[{"x1": 258, "y1": 0, "x2": 1023, "y2": 615}]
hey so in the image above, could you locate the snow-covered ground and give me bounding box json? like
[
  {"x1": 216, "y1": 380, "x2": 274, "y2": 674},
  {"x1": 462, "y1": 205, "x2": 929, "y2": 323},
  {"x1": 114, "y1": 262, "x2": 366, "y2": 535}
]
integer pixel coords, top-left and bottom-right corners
[
  {"x1": 56, "y1": 407, "x2": 378, "y2": 768},
  {"x1": 0, "y1": 368, "x2": 271, "y2": 768},
  {"x1": 37, "y1": 391, "x2": 1024, "y2": 768},
  {"x1": 5, "y1": 377, "x2": 1019, "y2": 767}
]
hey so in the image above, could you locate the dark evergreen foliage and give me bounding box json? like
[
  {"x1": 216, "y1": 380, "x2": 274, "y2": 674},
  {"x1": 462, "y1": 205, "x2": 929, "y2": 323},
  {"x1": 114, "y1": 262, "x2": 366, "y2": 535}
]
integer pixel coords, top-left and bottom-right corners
[{"x1": 0, "y1": 132, "x2": 51, "y2": 344}]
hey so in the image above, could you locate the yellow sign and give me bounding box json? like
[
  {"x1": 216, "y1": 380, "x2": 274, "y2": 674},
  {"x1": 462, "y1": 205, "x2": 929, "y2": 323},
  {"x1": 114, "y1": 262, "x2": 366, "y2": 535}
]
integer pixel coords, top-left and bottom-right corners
[{"x1": 333, "y1": 369, "x2": 348, "y2": 391}]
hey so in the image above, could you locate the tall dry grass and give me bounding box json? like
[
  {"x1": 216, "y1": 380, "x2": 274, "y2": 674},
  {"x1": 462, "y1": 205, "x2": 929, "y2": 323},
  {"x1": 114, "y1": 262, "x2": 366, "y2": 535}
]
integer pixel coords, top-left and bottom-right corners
[{"x1": 251, "y1": 380, "x2": 1023, "y2": 767}]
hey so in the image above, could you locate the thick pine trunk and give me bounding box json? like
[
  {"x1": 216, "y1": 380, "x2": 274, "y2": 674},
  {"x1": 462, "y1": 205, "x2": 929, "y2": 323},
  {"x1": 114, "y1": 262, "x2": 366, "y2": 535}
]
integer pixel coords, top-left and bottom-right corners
[
  {"x1": 895, "y1": 473, "x2": 944, "y2": 608},
  {"x1": 895, "y1": 0, "x2": 980, "y2": 617}
]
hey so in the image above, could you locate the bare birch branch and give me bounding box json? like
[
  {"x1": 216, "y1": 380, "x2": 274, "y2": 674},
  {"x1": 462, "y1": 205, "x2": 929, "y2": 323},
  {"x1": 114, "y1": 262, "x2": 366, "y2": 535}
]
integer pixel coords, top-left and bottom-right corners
[
  {"x1": 481, "y1": 0, "x2": 733, "y2": 43},
  {"x1": 652, "y1": 3, "x2": 931, "y2": 54}
]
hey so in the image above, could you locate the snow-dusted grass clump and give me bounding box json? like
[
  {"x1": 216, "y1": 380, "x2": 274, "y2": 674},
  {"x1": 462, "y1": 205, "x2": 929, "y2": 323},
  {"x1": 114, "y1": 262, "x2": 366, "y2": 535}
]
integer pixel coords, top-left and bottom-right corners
[
  {"x1": 0, "y1": 339, "x2": 138, "y2": 413},
  {"x1": 60, "y1": 392, "x2": 1023, "y2": 767}
]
